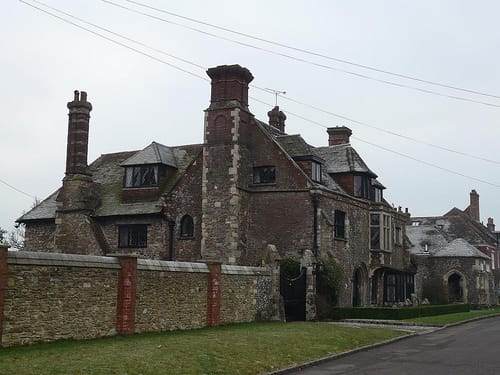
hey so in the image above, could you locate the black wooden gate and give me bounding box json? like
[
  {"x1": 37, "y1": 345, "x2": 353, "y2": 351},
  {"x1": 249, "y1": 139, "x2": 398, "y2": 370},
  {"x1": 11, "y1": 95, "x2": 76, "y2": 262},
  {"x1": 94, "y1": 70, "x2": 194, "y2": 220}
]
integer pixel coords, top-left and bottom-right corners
[{"x1": 280, "y1": 268, "x2": 306, "y2": 321}]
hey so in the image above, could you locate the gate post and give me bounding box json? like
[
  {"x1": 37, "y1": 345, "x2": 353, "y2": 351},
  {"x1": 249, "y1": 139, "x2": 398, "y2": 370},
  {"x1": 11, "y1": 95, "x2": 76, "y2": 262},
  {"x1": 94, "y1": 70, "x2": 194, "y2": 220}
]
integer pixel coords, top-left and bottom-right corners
[
  {"x1": 301, "y1": 250, "x2": 317, "y2": 321},
  {"x1": 206, "y1": 261, "x2": 222, "y2": 327},
  {"x1": 116, "y1": 255, "x2": 137, "y2": 335},
  {"x1": 0, "y1": 246, "x2": 8, "y2": 346}
]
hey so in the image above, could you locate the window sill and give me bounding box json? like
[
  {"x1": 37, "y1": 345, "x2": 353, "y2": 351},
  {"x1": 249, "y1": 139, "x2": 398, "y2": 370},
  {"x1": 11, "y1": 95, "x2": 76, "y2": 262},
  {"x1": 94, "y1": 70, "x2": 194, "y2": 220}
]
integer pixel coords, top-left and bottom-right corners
[
  {"x1": 370, "y1": 248, "x2": 392, "y2": 253},
  {"x1": 179, "y1": 236, "x2": 195, "y2": 241},
  {"x1": 334, "y1": 237, "x2": 348, "y2": 242},
  {"x1": 249, "y1": 183, "x2": 276, "y2": 187}
]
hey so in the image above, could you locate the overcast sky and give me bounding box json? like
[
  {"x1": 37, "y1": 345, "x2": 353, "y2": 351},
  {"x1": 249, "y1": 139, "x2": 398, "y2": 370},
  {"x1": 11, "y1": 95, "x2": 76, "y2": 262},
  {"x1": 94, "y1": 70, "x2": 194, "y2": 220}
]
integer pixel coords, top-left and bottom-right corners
[{"x1": 2, "y1": 1, "x2": 500, "y2": 235}]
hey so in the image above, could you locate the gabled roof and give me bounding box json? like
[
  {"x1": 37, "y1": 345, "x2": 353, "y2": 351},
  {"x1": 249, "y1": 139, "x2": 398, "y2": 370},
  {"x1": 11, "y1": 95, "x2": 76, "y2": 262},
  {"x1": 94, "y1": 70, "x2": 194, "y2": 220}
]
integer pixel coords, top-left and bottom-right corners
[
  {"x1": 314, "y1": 144, "x2": 377, "y2": 177},
  {"x1": 120, "y1": 142, "x2": 177, "y2": 167}
]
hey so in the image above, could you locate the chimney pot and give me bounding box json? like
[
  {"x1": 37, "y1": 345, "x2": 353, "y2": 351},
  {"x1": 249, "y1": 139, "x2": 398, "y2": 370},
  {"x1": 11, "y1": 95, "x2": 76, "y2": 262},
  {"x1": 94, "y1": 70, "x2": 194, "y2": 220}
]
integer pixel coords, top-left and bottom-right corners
[
  {"x1": 268, "y1": 106, "x2": 286, "y2": 132},
  {"x1": 81, "y1": 91, "x2": 87, "y2": 102},
  {"x1": 206, "y1": 64, "x2": 254, "y2": 110},
  {"x1": 327, "y1": 126, "x2": 352, "y2": 146},
  {"x1": 74, "y1": 90, "x2": 79, "y2": 101}
]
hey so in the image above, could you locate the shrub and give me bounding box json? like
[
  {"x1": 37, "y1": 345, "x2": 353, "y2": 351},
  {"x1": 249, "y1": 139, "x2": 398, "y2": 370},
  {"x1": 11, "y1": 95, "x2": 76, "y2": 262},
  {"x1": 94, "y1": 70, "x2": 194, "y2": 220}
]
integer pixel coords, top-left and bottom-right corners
[
  {"x1": 330, "y1": 304, "x2": 470, "y2": 320},
  {"x1": 316, "y1": 258, "x2": 344, "y2": 319},
  {"x1": 280, "y1": 258, "x2": 301, "y2": 279}
]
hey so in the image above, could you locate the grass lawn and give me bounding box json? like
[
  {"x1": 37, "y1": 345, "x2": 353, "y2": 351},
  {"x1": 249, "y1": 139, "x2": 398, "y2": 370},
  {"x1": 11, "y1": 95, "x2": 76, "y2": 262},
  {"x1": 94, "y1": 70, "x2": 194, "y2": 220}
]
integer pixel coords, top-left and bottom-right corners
[
  {"x1": 403, "y1": 307, "x2": 500, "y2": 326},
  {"x1": 0, "y1": 322, "x2": 406, "y2": 375}
]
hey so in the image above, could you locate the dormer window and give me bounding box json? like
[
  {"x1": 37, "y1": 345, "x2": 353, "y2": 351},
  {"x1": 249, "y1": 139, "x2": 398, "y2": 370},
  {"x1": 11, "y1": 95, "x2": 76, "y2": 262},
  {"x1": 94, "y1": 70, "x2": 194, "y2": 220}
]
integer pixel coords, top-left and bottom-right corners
[
  {"x1": 124, "y1": 165, "x2": 158, "y2": 188},
  {"x1": 374, "y1": 188, "x2": 383, "y2": 203},
  {"x1": 311, "y1": 161, "x2": 322, "y2": 183}
]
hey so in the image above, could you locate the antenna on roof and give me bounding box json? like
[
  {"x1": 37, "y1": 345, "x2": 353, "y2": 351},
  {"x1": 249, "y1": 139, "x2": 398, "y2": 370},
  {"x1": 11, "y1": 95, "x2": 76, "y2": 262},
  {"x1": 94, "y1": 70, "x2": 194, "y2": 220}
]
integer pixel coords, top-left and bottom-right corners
[{"x1": 265, "y1": 88, "x2": 286, "y2": 106}]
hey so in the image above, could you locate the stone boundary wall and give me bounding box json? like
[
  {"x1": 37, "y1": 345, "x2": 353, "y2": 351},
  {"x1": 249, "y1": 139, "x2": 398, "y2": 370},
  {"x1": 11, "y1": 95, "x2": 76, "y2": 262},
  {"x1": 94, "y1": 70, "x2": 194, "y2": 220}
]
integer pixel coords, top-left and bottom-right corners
[{"x1": 0, "y1": 248, "x2": 277, "y2": 347}]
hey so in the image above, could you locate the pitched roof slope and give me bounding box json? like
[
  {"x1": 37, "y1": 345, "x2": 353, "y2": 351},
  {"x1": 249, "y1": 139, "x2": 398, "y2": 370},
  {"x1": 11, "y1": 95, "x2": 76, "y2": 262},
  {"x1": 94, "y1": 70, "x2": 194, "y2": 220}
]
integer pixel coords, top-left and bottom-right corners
[
  {"x1": 434, "y1": 238, "x2": 490, "y2": 259},
  {"x1": 315, "y1": 144, "x2": 377, "y2": 176},
  {"x1": 121, "y1": 142, "x2": 177, "y2": 167},
  {"x1": 17, "y1": 144, "x2": 202, "y2": 222}
]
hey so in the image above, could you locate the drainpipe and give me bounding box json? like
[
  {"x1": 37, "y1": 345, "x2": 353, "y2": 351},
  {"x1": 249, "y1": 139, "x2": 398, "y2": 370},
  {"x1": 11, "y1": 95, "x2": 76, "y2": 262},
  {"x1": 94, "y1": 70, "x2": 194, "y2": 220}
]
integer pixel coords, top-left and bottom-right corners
[
  {"x1": 167, "y1": 221, "x2": 175, "y2": 260},
  {"x1": 312, "y1": 192, "x2": 319, "y2": 256}
]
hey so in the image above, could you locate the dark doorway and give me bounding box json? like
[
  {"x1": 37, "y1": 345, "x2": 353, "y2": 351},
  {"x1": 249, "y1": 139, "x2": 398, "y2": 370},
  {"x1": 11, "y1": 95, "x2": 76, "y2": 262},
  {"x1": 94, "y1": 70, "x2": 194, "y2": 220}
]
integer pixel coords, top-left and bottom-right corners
[
  {"x1": 448, "y1": 273, "x2": 463, "y2": 302},
  {"x1": 280, "y1": 268, "x2": 306, "y2": 321},
  {"x1": 353, "y1": 268, "x2": 362, "y2": 307}
]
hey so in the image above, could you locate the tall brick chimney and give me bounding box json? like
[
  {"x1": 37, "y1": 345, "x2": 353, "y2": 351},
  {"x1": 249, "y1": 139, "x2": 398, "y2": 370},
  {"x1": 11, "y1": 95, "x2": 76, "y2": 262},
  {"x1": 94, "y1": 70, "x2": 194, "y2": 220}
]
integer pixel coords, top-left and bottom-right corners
[
  {"x1": 467, "y1": 189, "x2": 480, "y2": 222},
  {"x1": 206, "y1": 64, "x2": 253, "y2": 110},
  {"x1": 55, "y1": 91, "x2": 100, "y2": 254},
  {"x1": 327, "y1": 126, "x2": 352, "y2": 146},
  {"x1": 487, "y1": 217, "x2": 495, "y2": 232},
  {"x1": 66, "y1": 90, "x2": 92, "y2": 175},
  {"x1": 268, "y1": 106, "x2": 286, "y2": 133},
  {"x1": 202, "y1": 65, "x2": 254, "y2": 264}
]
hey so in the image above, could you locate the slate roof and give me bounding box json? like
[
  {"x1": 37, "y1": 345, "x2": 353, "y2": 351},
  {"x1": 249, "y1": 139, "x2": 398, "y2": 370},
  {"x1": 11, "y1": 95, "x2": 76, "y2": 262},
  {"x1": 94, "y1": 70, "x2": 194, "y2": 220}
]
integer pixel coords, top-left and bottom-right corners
[
  {"x1": 18, "y1": 144, "x2": 201, "y2": 222},
  {"x1": 121, "y1": 142, "x2": 177, "y2": 167},
  {"x1": 406, "y1": 223, "x2": 450, "y2": 255},
  {"x1": 433, "y1": 238, "x2": 490, "y2": 259},
  {"x1": 314, "y1": 144, "x2": 377, "y2": 177},
  {"x1": 407, "y1": 225, "x2": 490, "y2": 259},
  {"x1": 276, "y1": 134, "x2": 316, "y2": 158},
  {"x1": 17, "y1": 190, "x2": 60, "y2": 221}
]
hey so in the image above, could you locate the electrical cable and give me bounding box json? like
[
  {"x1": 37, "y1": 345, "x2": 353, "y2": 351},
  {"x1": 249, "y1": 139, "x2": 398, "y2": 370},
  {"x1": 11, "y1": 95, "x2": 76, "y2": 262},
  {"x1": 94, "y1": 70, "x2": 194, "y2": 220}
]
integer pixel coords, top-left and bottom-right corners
[
  {"x1": 20, "y1": 0, "x2": 500, "y2": 165},
  {"x1": 17, "y1": 0, "x2": 500, "y2": 189},
  {"x1": 0, "y1": 178, "x2": 37, "y2": 199},
  {"x1": 98, "y1": 0, "x2": 500, "y2": 108},
  {"x1": 119, "y1": 0, "x2": 500, "y2": 101},
  {"x1": 18, "y1": 0, "x2": 209, "y2": 82}
]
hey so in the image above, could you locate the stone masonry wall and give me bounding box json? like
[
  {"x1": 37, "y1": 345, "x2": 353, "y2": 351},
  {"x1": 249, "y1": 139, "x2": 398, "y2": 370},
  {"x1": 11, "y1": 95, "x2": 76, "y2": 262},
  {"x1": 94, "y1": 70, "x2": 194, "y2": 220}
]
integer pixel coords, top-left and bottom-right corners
[
  {"x1": 0, "y1": 250, "x2": 275, "y2": 347},
  {"x1": 219, "y1": 265, "x2": 267, "y2": 324},
  {"x1": 134, "y1": 260, "x2": 208, "y2": 333},
  {"x1": 23, "y1": 221, "x2": 56, "y2": 252},
  {"x1": 2, "y1": 252, "x2": 119, "y2": 347}
]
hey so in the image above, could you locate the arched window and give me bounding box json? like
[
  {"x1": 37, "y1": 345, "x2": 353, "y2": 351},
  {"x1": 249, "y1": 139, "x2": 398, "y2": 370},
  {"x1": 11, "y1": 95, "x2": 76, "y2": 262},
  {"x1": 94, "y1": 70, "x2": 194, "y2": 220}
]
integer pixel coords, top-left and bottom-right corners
[{"x1": 180, "y1": 215, "x2": 194, "y2": 238}]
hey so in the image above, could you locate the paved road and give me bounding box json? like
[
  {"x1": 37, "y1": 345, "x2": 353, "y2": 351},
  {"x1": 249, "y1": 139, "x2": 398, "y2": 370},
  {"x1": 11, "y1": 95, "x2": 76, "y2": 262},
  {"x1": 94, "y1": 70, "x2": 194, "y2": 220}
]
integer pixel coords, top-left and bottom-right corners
[{"x1": 287, "y1": 316, "x2": 500, "y2": 375}]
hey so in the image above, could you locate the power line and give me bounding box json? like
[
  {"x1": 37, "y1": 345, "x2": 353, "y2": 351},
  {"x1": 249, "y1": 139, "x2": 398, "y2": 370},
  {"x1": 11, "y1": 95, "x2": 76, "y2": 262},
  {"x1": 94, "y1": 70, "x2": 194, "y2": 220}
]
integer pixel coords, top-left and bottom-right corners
[
  {"x1": 20, "y1": 0, "x2": 500, "y2": 167},
  {"x1": 18, "y1": 0, "x2": 500, "y2": 189},
  {"x1": 18, "y1": 0, "x2": 209, "y2": 82},
  {"x1": 29, "y1": 0, "x2": 207, "y2": 71},
  {"x1": 0, "y1": 178, "x2": 37, "y2": 199},
  {"x1": 252, "y1": 95, "x2": 500, "y2": 188},
  {"x1": 262, "y1": 90, "x2": 500, "y2": 165},
  {"x1": 352, "y1": 137, "x2": 500, "y2": 188},
  {"x1": 102, "y1": 0, "x2": 500, "y2": 107}
]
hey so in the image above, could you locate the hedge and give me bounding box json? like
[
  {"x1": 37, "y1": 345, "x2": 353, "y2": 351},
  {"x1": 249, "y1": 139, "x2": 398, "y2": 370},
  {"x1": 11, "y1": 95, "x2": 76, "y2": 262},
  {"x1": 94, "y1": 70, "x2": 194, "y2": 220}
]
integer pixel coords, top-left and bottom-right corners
[{"x1": 330, "y1": 304, "x2": 470, "y2": 320}]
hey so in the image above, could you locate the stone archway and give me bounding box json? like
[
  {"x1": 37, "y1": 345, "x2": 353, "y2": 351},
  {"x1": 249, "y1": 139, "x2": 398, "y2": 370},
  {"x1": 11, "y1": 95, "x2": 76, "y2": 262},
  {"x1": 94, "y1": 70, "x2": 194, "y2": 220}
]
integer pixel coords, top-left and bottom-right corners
[
  {"x1": 352, "y1": 264, "x2": 368, "y2": 307},
  {"x1": 444, "y1": 270, "x2": 467, "y2": 303}
]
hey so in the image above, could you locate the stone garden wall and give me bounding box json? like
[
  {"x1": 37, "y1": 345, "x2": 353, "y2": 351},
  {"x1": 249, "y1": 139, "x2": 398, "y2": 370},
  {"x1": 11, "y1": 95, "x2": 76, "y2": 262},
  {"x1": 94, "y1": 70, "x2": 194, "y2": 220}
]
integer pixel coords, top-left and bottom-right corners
[{"x1": 0, "y1": 247, "x2": 278, "y2": 347}]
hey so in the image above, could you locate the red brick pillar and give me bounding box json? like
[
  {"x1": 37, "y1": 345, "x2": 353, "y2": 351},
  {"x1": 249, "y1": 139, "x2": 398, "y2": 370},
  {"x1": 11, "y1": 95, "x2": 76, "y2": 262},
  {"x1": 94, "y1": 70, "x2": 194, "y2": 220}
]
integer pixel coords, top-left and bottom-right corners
[
  {"x1": 116, "y1": 256, "x2": 137, "y2": 335},
  {"x1": 0, "y1": 246, "x2": 8, "y2": 346},
  {"x1": 206, "y1": 262, "x2": 222, "y2": 327}
]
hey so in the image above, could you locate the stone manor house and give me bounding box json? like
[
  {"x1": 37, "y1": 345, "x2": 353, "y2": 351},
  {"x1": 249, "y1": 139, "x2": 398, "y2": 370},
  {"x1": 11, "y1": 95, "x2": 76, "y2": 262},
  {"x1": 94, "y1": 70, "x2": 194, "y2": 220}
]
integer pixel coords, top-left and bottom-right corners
[{"x1": 18, "y1": 64, "x2": 415, "y2": 309}]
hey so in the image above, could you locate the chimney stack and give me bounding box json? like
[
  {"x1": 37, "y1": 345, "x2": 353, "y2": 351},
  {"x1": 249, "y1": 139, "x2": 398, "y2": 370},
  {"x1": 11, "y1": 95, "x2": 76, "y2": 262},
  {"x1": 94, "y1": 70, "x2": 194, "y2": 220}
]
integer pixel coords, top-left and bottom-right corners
[
  {"x1": 487, "y1": 217, "x2": 495, "y2": 232},
  {"x1": 66, "y1": 90, "x2": 92, "y2": 175},
  {"x1": 467, "y1": 189, "x2": 480, "y2": 222},
  {"x1": 268, "y1": 106, "x2": 286, "y2": 132},
  {"x1": 206, "y1": 65, "x2": 253, "y2": 110},
  {"x1": 327, "y1": 126, "x2": 352, "y2": 146}
]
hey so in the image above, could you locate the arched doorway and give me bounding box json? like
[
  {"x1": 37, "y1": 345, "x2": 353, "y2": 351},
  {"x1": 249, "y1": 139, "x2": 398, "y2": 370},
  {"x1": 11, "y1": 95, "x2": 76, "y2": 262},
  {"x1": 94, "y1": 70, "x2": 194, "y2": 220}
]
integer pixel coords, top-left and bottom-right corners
[
  {"x1": 352, "y1": 265, "x2": 368, "y2": 307},
  {"x1": 448, "y1": 273, "x2": 463, "y2": 303}
]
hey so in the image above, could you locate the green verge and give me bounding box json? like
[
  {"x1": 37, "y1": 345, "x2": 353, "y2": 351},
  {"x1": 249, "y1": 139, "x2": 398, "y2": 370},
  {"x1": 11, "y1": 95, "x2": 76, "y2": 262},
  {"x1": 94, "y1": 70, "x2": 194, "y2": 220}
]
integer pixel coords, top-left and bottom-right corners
[
  {"x1": 0, "y1": 322, "x2": 406, "y2": 375},
  {"x1": 403, "y1": 307, "x2": 500, "y2": 326}
]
